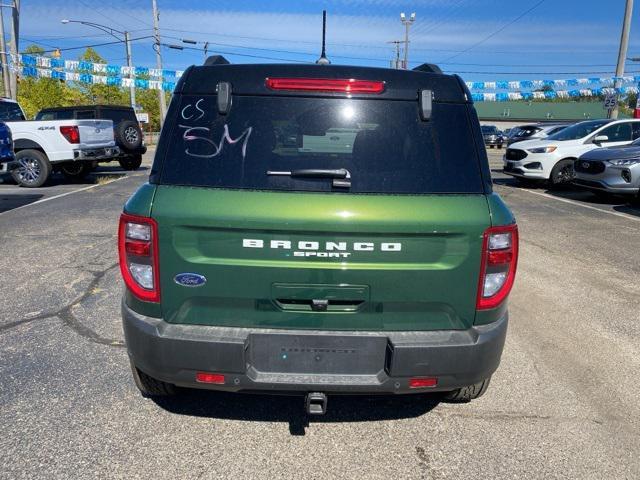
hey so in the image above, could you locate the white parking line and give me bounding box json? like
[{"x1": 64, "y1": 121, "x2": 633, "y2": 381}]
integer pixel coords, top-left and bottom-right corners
[
  {"x1": 518, "y1": 187, "x2": 640, "y2": 223},
  {"x1": 0, "y1": 175, "x2": 127, "y2": 216}
]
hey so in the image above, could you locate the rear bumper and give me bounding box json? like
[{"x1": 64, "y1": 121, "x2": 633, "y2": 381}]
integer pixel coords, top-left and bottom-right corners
[
  {"x1": 122, "y1": 301, "x2": 508, "y2": 394},
  {"x1": 73, "y1": 146, "x2": 120, "y2": 160}
]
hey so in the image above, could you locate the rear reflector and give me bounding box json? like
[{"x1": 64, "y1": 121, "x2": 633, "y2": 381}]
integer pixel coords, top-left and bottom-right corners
[
  {"x1": 125, "y1": 239, "x2": 151, "y2": 257},
  {"x1": 409, "y1": 377, "x2": 438, "y2": 388},
  {"x1": 265, "y1": 77, "x2": 385, "y2": 94},
  {"x1": 196, "y1": 372, "x2": 225, "y2": 384}
]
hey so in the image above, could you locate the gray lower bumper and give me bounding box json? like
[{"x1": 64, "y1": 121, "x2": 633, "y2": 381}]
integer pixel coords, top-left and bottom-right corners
[
  {"x1": 122, "y1": 301, "x2": 508, "y2": 394},
  {"x1": 73, "y1": 146, "x2": 120, "y2": 160}
]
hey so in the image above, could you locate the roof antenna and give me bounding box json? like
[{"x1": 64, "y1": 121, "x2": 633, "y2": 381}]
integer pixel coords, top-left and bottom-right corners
[{"x1": 316, "y1": 10, "x2": 331, "y2": 65}]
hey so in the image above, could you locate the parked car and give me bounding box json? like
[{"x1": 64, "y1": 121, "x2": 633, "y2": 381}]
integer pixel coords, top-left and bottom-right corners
[
  {"x1": 481, "y1": 125, "x2": 505, "y2": 148},
  {"x1": 36, "y1": 105, "x2": 146, "y2": 172},
  {"x1": 0, "y1": 121, "x2": 16, "y2": 176},
  {"x1": 573, "y1": 139, "x2": 640, "y2": 201},
  {"x1": 506, "y1": 123, "x2": 569, "y2": 146},
  {"x1": 119, "y1": 59, "x2": 518, "y2": 412},
  {"x1": 0, "y1": 98, "x2": 118, "y2": 187},
  {"x1": 503, "y1": 119, "x2": 640, "y2": 186}
]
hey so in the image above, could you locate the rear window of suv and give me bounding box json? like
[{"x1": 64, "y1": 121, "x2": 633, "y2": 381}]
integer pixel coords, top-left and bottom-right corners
[{"x1": 158, "y1": 95, "x2": 485, "y2": 194}]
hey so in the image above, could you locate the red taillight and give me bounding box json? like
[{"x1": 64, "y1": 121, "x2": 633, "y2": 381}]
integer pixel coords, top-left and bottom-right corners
[
  {"x1": 118, "y1": 213, "x2": 160, "y2": 303},
  {"x1": 196, "y1": 372, "x2": 225, "y2": 384},
  {"x1": 409, "y1": 377, "x2": 438, "y2": 388},
  {"x1": 265, "y1": 77, "x2": 385, "y2": 94},
  {"x1": 476, "y1": 224, "x2": 518, "y2": 310},
  {"x1": 60, "y1": 125, "x2": 80, "y2": 144}
]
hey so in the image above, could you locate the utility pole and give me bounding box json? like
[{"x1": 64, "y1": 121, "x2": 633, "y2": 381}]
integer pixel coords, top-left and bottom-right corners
[
  {"x1": 0, "y1": 6, "x2": 10, "y2": 98},
  {"x1": 124, "y1": 31, "x2": 136, "y2": 110},
  {"x1": 152, "y1": 0, "x2": 167, "y2": 127},
  {"x1": 611, "y1": 0, "x2": 633, "y2": 119},
  {"x1": 9, "y1": 0, "x2": 18, "y2": 100},
  {"x1": 387, "y1": 40, "x2": 402, "y2": 69},
  {"x1": 400, "y1": 12, "x2": 415, "y2": 69}
]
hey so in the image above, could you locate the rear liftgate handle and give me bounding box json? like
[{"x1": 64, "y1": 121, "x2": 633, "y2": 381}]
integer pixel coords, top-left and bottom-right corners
[{"x1": 310, "y1": 299, "x2": 329, "y2": 312}]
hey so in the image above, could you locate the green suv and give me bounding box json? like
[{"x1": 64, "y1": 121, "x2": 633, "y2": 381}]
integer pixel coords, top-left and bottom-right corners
[{"x1": 119, "y1": 60, "x2": 518, "y2": 413}]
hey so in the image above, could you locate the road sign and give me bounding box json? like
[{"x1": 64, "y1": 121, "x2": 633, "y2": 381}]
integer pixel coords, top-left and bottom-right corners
[
  {"x1": 603, "y1": 94, "x2": 618, "y2": 110},
  {"x1": 136, "y1": 112, "x2": 149, "y2": 124}
]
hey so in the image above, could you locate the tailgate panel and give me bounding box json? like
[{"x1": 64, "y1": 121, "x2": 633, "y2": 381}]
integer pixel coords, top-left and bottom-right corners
[
  {"x1": 153, "y1": 186, "x2": 490, "y2": 331},
  {"x1": 78, "y1": 120, "x2": 113, "y2": 145}
]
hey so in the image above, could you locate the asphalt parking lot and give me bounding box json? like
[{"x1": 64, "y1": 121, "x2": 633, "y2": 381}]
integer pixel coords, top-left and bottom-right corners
[{"x1": 1, "y1": 149, "x2": 639, "y2": 479}]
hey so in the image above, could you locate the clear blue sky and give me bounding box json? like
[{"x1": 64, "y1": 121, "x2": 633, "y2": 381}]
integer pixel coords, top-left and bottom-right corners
[{"x1": 17, "y1": 0, "x2": 640, "y2": 82}]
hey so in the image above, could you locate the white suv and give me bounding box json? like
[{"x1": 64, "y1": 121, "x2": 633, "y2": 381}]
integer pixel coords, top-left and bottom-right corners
[{"x1": 503, "y1": 119, "x2": 640, "y2": 186}]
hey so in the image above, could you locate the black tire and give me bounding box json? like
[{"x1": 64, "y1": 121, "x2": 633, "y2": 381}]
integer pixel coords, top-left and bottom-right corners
[
  {"x1": 130, "y1": 362, "x2": 176, "y2": 397},
  {"x1": 60, "y1": 162, "x2": 90, "y2": 180},
  {"x1": 118, "y1": 155, "x2": 143, "y2": 171},
  {"x1": 549, "y1": 159, "x2": 575, "y2": 187},
  {"x1": 115, "y1": 120, "x2": 143, "y2": 151},
  {"x1": 11, "y1": 149, "x2": 51, "y2": 188},
  {"x1": 444, "y1": 377, "x2": 491, "y2": 403}
]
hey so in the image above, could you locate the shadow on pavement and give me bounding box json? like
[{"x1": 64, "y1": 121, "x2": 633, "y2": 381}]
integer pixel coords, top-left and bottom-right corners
[
  {"x1": 614, "y1": 204, "x2": 640, "y2": 217},
  {"x1": 0, "y1": 193, "x2": 44, "y2": 212},
  {"x1": 154, "y1": 389, "x2": 442, "y2": 435}
]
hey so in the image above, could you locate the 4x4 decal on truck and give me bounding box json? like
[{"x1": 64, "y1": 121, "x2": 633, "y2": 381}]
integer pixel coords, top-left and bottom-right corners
[{"x1": 242, "y1": 239, "x2": 402, "y2": 258}]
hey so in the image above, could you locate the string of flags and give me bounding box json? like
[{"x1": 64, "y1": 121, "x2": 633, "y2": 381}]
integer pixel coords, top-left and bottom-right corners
[
  {"x1": 13, "y1": 54, "x2": 640, "y2": 100},
  {"x1": 18, "y1": 54, "x2": 184, "y2": 92}
]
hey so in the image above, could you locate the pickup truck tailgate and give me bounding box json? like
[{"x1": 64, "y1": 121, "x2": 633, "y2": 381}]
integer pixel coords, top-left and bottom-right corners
[{"x1": 78, "y1": 120, "x2": 114, "y2": 146}]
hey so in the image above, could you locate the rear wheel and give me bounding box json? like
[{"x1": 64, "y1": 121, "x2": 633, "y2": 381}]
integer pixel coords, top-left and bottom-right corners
[
  {"x1": 11, "y1": 149, "x2": 51, "y2": 188},
  {"x1": 444, "y1": 377, "x2": 491, "y2": 403},
  {"x1": 60, "y1": 162, "x2": 90, "y2": 180},
  {"x1": 119, "y1": 155, "x2": 142, "y2": 171},
  {"x1": 130, "y1": 362, "x2": 176, "y2": 397},
  {"x1": 549, "y1": 159, "x2": 575, "y2": 187}
]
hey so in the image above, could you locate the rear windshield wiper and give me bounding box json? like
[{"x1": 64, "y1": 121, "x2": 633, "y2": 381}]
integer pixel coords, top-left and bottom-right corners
[{"x1": 266, "y1": 168, "x2": 351, "y2": 188}]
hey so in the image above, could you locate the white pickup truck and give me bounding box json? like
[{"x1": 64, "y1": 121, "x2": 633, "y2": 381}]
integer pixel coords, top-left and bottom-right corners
[{"x1": 0, "y1": 98, "x2": 119, "y2": 187}]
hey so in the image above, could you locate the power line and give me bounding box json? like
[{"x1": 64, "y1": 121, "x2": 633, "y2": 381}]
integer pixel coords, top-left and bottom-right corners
[
  {"x1": 439, "y1": 0, "x2": 548, "y2": 63},
  {"x1": 31, "y1": 36, "x2": 154, "y2": 54},
  {"x1": 76, "y1": 0, "x2": 128, "y2": 31}
]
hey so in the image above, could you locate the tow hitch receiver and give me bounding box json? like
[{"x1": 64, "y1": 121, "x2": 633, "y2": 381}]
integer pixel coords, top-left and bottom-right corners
[{"x1": 306, "y1": 392, "x2": 328, "y2": 415}]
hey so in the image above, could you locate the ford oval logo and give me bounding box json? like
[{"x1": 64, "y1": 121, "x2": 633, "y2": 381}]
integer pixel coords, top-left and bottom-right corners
[{"x1": 174, "y1": 273, "x2": 207, "y2": 287}]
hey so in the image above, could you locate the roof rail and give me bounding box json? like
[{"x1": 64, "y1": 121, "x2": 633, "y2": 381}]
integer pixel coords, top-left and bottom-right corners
[
  {"x1": 413, "y1": 63, "x2": 443, "y2": 74},
  {"x1": 204, "y1": 55, "x2": 230, "y2": 66}
]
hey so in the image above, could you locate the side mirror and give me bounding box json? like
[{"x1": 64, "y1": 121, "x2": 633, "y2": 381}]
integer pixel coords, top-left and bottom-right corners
[{"x1": 594, "y1": 135, "x2": 609, "y2": 144}]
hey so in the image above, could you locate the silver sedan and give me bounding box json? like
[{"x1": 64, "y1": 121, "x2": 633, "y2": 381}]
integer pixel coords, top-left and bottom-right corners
[{"x1": 573, "y1": 141, "x2": 640, "y2": 200}]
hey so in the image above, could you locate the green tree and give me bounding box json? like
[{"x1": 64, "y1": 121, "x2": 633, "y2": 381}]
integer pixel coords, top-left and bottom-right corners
[{"x1": 76, "y1": 47, "x2": 129, "y2": 105}]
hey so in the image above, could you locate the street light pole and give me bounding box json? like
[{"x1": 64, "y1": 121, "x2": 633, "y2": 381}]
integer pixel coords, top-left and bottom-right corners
[
  {"x1": 61, "y1": 19, "x2": 136, "y2": 110},
  {"x1": 400, "y1": 12, "x2": 415, "y2": 70},
  {"x1": 152, "y1": 0, "x2": 166, "y2": 128},
  {"x1": 611, "y1": 0, "x2": 634, "y2": 119}
]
